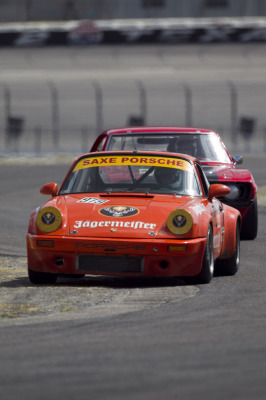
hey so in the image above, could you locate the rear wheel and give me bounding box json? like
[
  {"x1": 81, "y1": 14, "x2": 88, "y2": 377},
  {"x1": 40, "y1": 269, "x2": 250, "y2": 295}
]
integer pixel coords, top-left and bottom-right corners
[
  {"x1": 28, "y1": 268, "x2": 58, "y2": 284},
  {"x1": 215, "y1": 220, "x2": 240, "y2": 276},
  {"x1": 241, "y1": 197, "x2": 258, "y2": 240}
]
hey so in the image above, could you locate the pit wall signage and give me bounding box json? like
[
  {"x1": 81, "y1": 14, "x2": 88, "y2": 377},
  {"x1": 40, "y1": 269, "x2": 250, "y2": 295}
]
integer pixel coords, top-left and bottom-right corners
[
  {"x1": 4, "y1": 21, "x2": 266, "y2": 48},
  {"x1": 73, "y1": 155, "x2": 192, "y2": 172}
]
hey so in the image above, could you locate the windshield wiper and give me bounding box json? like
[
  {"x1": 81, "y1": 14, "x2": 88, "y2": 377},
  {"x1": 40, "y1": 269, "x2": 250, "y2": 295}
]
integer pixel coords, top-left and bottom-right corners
[
  {"x1": 128, "y1": 165, "x2": 137, "y2": 187},
  {"x1": 126, "y1": 165, "x2": 155, "y2": 191}
]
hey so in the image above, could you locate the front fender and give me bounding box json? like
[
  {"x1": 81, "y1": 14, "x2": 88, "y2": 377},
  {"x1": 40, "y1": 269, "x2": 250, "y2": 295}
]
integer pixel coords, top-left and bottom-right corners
[{"x1": 27, "y1": 207, "x2": 40, "y2": 234}]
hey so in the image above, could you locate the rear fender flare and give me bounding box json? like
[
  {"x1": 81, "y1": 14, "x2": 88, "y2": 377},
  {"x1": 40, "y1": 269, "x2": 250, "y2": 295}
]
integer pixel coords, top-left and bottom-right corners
[{"x1": 221, "y1": 207, "x2": 241, "y2": 259}]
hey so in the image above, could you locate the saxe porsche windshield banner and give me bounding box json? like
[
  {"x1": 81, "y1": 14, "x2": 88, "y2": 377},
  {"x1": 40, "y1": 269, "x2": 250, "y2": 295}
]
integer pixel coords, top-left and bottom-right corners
[{"x1": 73, "y1": 155, "x2": 192, "y2": 172}]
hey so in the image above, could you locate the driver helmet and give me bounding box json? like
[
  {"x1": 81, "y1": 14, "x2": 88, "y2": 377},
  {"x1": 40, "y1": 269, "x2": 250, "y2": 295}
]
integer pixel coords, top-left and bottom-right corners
[
  {"x1": 154, "y1": 167, "x2": 182, "y2": 189},
  {"x1": 167, "y1": 136, "x2": 197, "y2": 157}
]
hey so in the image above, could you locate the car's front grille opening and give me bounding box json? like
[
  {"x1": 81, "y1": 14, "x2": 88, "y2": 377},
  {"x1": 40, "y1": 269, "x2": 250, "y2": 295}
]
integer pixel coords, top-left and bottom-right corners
[{"x1": 77, "y1": 255, "x2": 143, "y2": 274}]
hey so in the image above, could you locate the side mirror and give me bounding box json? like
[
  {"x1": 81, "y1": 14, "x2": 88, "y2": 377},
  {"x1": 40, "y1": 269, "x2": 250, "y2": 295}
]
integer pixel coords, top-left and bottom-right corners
[
  {"x1": 40, "y1": 182, "x2": 58, "y2": 197},
  {"x1": 232, "y1": 155, "x2": 243, "y2": 165},
  {"x1": 208, "y1": 184, "x2": 230, "y2": 202}
]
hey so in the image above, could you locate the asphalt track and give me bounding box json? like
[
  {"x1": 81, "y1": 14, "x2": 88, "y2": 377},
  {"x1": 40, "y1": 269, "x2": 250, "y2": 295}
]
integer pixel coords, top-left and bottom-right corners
[
  {"x1": 1, "y1": 154, "x2": 266, "y2": 400},
  {"x1": 1, "y1": 45, "x2": 266, "y2": 400}
]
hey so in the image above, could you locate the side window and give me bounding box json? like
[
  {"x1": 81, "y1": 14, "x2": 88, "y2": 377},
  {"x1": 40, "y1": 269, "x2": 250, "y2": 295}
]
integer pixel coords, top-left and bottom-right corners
[
  {"x1": 107, "y1": 136, "x2": 123, "y2": 150},
  {"x1": 196, "y1": 163, "x2": 209, "y2": 198},
  {"x1": 96, "y1": 137, "x2": 106, "y2": 152}
]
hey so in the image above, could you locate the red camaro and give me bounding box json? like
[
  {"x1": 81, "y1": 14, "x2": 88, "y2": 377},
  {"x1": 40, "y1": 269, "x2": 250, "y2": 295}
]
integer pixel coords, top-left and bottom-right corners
[
  {"x1": 27, "y1": 151, "x2": 241, "y2": 285},
  {"x1": 91, "y1": 127, "x2": 257, "y2": 240}
]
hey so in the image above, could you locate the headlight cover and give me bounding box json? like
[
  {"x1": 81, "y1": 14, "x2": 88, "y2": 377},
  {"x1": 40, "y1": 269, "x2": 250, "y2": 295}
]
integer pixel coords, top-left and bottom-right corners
[
  {"x1": 223, "y1": 184, "x2": 240, "y2": 201},
  {"x1": 167, "y1": 209, "x2": 193, "y2": 235},
  {"x1": 37, "y1": 206, "x2": 62, "y2": 233}
]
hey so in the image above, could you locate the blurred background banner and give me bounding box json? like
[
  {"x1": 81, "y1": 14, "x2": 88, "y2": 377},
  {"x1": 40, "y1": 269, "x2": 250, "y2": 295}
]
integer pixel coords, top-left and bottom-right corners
[
  {"x1": 1, "y1": 0, "x2": 266, "y2": 46},
  {"x1": 1, "y1": 18, "x2": 266, "y2": 46}
]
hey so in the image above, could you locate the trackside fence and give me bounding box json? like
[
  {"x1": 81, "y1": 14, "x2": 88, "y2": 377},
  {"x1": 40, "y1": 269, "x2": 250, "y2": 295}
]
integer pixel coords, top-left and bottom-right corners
[{"x1": 1, "y1": 79, "x2": 266, "y2": 157}]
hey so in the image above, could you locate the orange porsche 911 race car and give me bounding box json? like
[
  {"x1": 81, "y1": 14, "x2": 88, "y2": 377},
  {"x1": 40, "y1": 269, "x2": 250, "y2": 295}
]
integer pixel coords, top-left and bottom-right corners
[{"x1": 27, "y1": 151, "x2": 241, "y2": 285}]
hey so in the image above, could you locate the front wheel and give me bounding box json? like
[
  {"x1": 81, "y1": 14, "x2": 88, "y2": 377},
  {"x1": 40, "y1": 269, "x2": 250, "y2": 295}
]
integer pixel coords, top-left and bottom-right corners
[
  {"x1": 195, "y1": 225, "x2": 214, "y2": 284},
  {"x1": 28, "y1": 268, "x2": 58, "y2": 284}
]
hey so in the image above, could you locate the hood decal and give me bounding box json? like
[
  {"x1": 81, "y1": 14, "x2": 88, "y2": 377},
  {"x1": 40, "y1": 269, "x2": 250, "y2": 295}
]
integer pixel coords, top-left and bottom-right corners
[
  {"x1": 77, "y1": 197, "x2": 109, "y2": 205},
  {"x1": 74, "y1": 220, "x2": 156, "y2": 230},
  {"x1": 99, "y1": 206, "x2": 139, "y2": 217}
]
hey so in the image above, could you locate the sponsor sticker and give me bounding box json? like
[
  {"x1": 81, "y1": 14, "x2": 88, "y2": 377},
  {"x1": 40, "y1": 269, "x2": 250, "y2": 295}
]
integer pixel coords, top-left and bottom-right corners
[
  {"x1": 189, "y1": 204, "x2": 205, "y2": 216},
  {"x1": 77, "y1": 197, "x2": 109, "y2": 205},
  {"x1": 212, "y1": 199, "x2": 221, "y2": 228},
  {"x1": 73, "y1": 220, "x2": 156, "y2": 230},
  {"x1": 73, "y1": 155, "x2": 191, "y2": 172},
  {"x1": 99, "y1": 206, "x2": 139, "y2": 217}
]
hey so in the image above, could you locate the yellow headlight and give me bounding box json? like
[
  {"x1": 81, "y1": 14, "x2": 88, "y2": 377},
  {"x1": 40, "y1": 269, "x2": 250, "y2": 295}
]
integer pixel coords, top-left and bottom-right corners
[
  {"x1": 37, "y1": 207, "x2": 62, "y2": 233},
  {"x1": 167, "y1": 209, "x2": 193, "y2": 235}
]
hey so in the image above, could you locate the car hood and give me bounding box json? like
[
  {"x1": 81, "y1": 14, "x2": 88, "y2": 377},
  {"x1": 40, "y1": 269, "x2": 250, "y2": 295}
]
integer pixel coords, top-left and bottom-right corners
[
  {"x1": 61, "y1": 193, "x2": 203, "y2": 239},
  {"x1": 202, "y1": 163, "x2": 253, "y2": 183}
]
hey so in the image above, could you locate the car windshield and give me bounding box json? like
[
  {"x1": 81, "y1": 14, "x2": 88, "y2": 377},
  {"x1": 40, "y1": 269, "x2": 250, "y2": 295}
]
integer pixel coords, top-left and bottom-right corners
[
  {"x1": 107, "y1": 133, "x2": 231, "y2": 163},
  {"x1": 60, "y1": 154, "x2": 202, "y2": 197}
]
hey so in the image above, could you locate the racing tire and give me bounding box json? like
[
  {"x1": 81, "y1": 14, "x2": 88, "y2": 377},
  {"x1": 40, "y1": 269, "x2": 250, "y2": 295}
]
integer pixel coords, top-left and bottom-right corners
[
  {"x1": 28, "y1": 268, "x2": 58, "y2": 284},
  {"x1": 186, "y1": 225, "x2": 214, "y2": 285},
  {"x1": 215, "y1": 220, "x2": 240, "y2": 276},
  {"x1": 196, "y1": 225, "x2": 214, "y2": 284},
  {"x1": 240, "y1": 196, "x2": 258, "y2": 240}
]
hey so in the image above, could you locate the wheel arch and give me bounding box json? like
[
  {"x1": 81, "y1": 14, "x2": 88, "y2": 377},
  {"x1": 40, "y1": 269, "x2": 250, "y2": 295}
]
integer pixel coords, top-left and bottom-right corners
[{"x1": 220, "y1": 206, "x2": 241, "y2": 260}]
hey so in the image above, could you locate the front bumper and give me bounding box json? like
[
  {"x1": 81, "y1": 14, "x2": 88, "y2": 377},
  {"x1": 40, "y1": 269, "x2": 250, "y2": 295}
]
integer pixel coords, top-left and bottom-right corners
[{"x1": 27, "y1": 234, "x2": 206, "y2": 278}]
